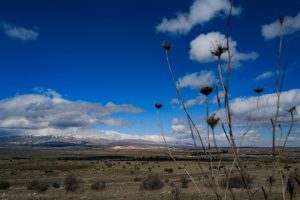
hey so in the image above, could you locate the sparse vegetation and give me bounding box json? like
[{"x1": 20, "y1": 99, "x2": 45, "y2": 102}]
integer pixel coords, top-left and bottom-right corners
[
  {"x1": 180, "y1": 177, "x2": 189, "y2": 189},
  {"x1": 220, "y1": 173, "x2": 254, "y2": 189},
  {"x1": 140, "y1": 174, "x2": 164, "y2": 190},
  {"x1": 0, "y1": 180, "x2": 10, "y2": 190},
  {"x1": 52, "y1": 182, "x2": 60, "y2": 188},
  {"x1": 287, "y1": 168, "x2": 300, "y2": 200},
  {"x1": 27, "y1": 180, "x2": 49, "y2": 192},
  {"x1": 171, "y1": 185, "x2": 181, "y2": 200},
  {"x1": 91, "y1": 180, "x2": 106, "y2": 191},
  {"x1": 164, "y1": 167, "x2": 174, "y2": 173},
  {"x1": 65, "y1": 173, "x2": 81, "y2": 192}
]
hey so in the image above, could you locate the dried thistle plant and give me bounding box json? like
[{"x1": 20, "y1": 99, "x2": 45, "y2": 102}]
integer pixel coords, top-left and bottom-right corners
[
  {"x1": 200, "y1": 86, "x2": 214, "y2": 96},
  {"x1": 155, "y1": 102, "x2": 163, "y2": 109},
  {"x1": 211, "y1": 43, "x2": 229, "y2": 58},
  {"x1": 207, "y1": 114, "x2": 219, "y2": 130},
  {"x1": 161, "y1": 42, "x2": 173, "y2": 51},
  {"x1": 253, "y1": 87, "x2": 264, "y2": 94}
]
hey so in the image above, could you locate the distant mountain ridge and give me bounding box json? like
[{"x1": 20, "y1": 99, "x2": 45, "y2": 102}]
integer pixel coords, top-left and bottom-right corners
[{"x1": 0, "y1": 135, "x2": 166, "y2": 147}]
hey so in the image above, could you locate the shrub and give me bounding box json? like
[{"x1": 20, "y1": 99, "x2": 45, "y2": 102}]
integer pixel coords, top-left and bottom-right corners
[
  {"x1": 180, "y1": 177, "x2": 189, "y2": 188},
  {"x1": 27, "y1": 180, "x2": 48, "y2": 192},
  {"x1": 171, "y1": 185, "x2": 181, "y2": 200},
  {"x1": 287, "y1": 169, "x2": 300, "y2": 200},
  {"x1": 169, "y1": 181, "x2": 175, "y2": 187},
  {"x1": 134, "y1": 177, "x2": 142, "y2": 182},
  {"x1": 91, "y1": 180, "x2": 106, "y2": 191},
  {"x1": 164, "y1": 168, "x2": 173, "y2": 173},
  {"x1": 220, "y1": 174, "x2": 254, "y2": 189},
  {"x1": 52, "y1": 182, "x2": 60, "y2": 188},
  {"x1": 140, "y1": 174, "x2": 164, "y2": 190},
  {"x1": 106, "y1": 163, "x2": 113, "y2": 168},
  {"x1": 65, "y1": 173, "x2": 80, "y2": 192},
  {"x1": 0, "y1": 180, "x2": 10, "y2": 190}
]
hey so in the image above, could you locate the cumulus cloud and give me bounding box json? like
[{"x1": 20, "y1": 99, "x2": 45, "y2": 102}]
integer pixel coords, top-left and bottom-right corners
[
  {"x1": 185, "y1": 95, "x2": 205, "y2": 108},
  {"x1": 171, "y1": 118, "x2": 205, "y2": 141},
  {"x1": 255, "y1": 71, "x2": 274, "y2": 81},
  {"x1": 212, "y1": 91, "x2": 225, "y2": 104},
  {"x1": 1, "y1": 22, "x2": 39, "y2": 41},
  {"x1": 170, "y1": 98, "x2": 180, "y2": 106},
  {"x1": 189, "y1": 32, "x2": 258, "y2": 67},
  {"x1": 218, "y1": 89, "x2": 300, "y2": 126},
  {"x1": 262, "y1": 12, "x2": 300, "y2": 40},
  {"x1": 170, "y1": 117, "x2": 263, "y2": 146},
  {"x1": 156, "y1": 0, "x2": 241, "y2": 34},
  {"x1": 0, "y1": 88, "x2": 142, "y2": 136},
  {"x1": 170, "y1": 95, "x2": 204, "y2": 109},
  {"x1": 178, "y1": 70, "x2": 216, "y2": 89}
]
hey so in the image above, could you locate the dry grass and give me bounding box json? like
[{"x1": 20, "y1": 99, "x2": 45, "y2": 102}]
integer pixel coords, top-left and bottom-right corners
[{"x1": 0, "y1": 148, "x2": 298, "y2": 199}]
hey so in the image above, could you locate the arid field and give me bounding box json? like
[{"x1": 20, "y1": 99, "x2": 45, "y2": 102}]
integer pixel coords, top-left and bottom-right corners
[{"x1": 0, "y1": 146, "x2": 299, "y2": 200}]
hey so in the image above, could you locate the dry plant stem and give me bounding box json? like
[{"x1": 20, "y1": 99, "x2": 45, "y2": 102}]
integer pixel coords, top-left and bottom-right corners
[
  {"x1": 215, "y1": 85, "x2": 237, "y2": 200},
  {"x1": 278, "y1": 168, "x2": 285, "y2": 200},
  {"x1": 221, "y1": 1, "x2": 253, "y2": 194},
  {"x1": 156, "y1": 109, "x2": 203, "y2": 197},
  {"x1": 225, "y1": 95, "x2": 260, "y2": 199},
  {"x1": 217, "y1": 56, "x2": 252, "y2": 199},
  {"x1": 277, "y1": 125, "x2": 283, "y2": 147},
  {"x1": 223, "y1": 1, "x2": 251, "y2": 197},
  {"x1": 215, "y1": 85, "x2": 232, "y2": 147},
  {"x1": 274, "y1": 111, "x2": 294, "y2": 169},
  {"x1": 205, "y1": 96, "x2": 223, "y2": 199},
  {"x1": 211, "y1": 127, "x2": 236, "y2": 200},
  {"x1": 267, "y1": 19, "x2": 284, "y2": 200},
  {"x1": 251, "y1": 108, "x2": 294, "y2": 199},
  {"x1": 164, "y1": 50, "x2": 207, "y2": 159},
  {"x1": 164, "y1": 50, "x2": 221, "y2": 199},
  {"x1": 205, "y1": 96, "x2": 213, "y2": 177},
  {"x1": 178, "y1": 85, "x2": 205, "y2": 173}
]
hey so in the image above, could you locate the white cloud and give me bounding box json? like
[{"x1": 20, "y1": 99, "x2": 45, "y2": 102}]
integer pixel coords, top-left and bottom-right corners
[
  {"x1": 1, "y1": 22, "x2": 39, "y2": 41},
  {"x1": 0, "y1": 88, "x2": 142, "y2": 134},
  {"x1": 100, "y1": 118, "x2": 126, "y2": 126},
  {"x1": 255, "y1": 71, "x2": 274, "y2": 81},
  {"x1": 219, "y1": 89, "x2": 300, "y2": 126},
  {"x1": 189, "y1": 32, "x2": 258, "y2": 67},
  {"x1": 212, "y1": 91, "x2": 225, "y2": 104},
  {"x1": 170, "y1": 95, "x2": 204, "y2": 109},
  {"x1": 156, "y1": 0, "x2": 241, "y2": 34},
  {"x1": 262, "y1": 12, "x2": 300, "y2": 40},
  {"x1": 171, "y1": 118, "x2": 205, "y2": 141},
  {"x1": 170, "y1": 117, "x2": 263, "y2": 146},
  {"x1": 185, "y1": 95, "x2": 205, "y2": 108},
  {"x1": 170, "y1": 98, "x2": 180, "y2": 106},
  {"x1": 179, "y1": 70, "x2": 216, "y2": 89}
]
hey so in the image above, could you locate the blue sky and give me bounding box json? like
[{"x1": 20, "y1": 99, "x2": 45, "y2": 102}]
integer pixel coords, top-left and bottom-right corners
[{"x1": 0, "y1": 0, "x2": 299, "y2": 146}]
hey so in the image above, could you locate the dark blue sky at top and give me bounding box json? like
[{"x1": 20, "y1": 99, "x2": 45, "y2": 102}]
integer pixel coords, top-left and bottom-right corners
[{"x1": 0, "y1": 0, "x2": 299, "y2": 137}]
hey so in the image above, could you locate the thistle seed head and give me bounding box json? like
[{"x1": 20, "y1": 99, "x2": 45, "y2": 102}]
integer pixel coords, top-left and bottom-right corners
[
  {"x1": 211, "y1": 43, "x2": 229, "y2": 58},
  {"x1": 200, "y1": 86, "x2": 213, "y2": 96},
  {"x1": 155, "y1": 102, "x2": 163, "y2": 109},
  {"x1": 161, "y1": 42, "x2": 173, "y2": 51},
  {"x1": 207, "y1": 114, "x2": 219, "y2": 130},
  {"x1": 253, "y1": 87, "x2": 264, "y2": 94}
]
